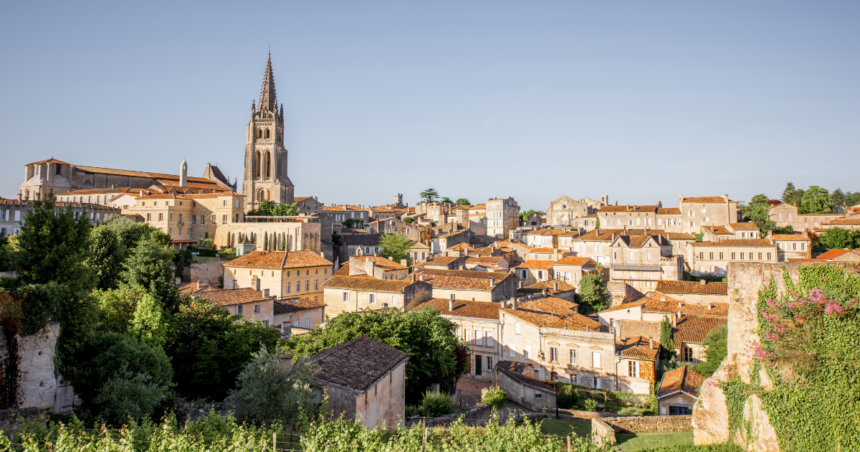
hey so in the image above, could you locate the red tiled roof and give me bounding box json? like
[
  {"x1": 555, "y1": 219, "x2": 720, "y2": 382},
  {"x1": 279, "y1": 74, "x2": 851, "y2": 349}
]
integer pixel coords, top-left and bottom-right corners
[
  {"x1": 553, "y1": 256, "x2": 595, "y2": 267},
  {"x1": 529, "y1": 248, "x2": 557, "y2": 253},
  {"x1": 274, "y1": 298, "x2": 325, "y2": 314},
  {"x1": 418, "y1": 298, "x2": 501, "y2": 320},
  {"x1": 193, "y1": 288, "x2": 267, "y2": 306},
  {"x1": 824, "y1": 218, "x2": 860, "y2": 226},
  {"x1": 657, "y1": 208, "x2": 682, "y2": 215},
  {"x1": 690, "y1": 239, "x2": 773, "y2": 247},
  {"x1": 350, "y1": 255, "x2": 407, "y2": 271},
  {"x1": 816, "y1": 249, "x2": 857, "y2": 260},
  {"x1": 322, "y1": 275, "x2": 414, "y2": 292},
  {"x1": 426, "y1": 256, "x2": 460, "y2": 266},
  {"x1": 728, "y1": 222, "x2": 759, "y2": 230},
  {"x1": 310, "y1": 337, "x2": 409, "y2": 393},
  {"x1": 655, "y1": 280, "x2": 728, "y2": 295},
  {"x1": 680, "y1": 196, "x2": 729, "y2": 203},
  {"x1": 224, "y1": 250, "x2": 333, "y2": 270},
  {"x1": 674, "y1": 315, "x2": 727, "y2": 345},
  {"x1": 601, "y1": 293, "x2": 728, "y2": 316},
  {"x1": 523, "y1": 279, "x2": 578, "y2": 294},
  {"x1": 657, "y1": 366, "x2": 706, "y2": 398},
  {"x1": 516, "y1": 260, "x2": 555, "y2": 270},
  {"x1": 420, "y1": 269, "x2": 512, "y2": 290},
  {"x1": 771, "y1": 234, "x2": 811, "y2": 241},
  {"x1": 502, "y1": 298, "x2": 601, "y2": 331},
  {"x1": 576, "y1": 229, "x2": 626, "y2": 242},
  {"x1": 617, "y1": 336, "x2": 660, "y2": 360}
]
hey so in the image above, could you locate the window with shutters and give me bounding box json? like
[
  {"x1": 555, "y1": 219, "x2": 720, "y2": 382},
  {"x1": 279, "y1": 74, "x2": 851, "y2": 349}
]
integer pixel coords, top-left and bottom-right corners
[
  {"x1": 342, "y1": 292, "x2": 348, "y2": 302},
  {"x1": 628, "y1": 361, "x2": 639, "y2": 378},
  {"x1": 569, "y1": 350, "x2": 577, "y2": 365},
  {"x1": 592, "y1": 352, "x2": 601, "y2": 368}
]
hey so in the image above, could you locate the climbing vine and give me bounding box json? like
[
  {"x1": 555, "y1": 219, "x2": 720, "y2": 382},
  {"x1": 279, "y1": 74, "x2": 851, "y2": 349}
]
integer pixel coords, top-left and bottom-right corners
[{"x1": 720, "y1": 265, "x2": 860, "y2": 451}]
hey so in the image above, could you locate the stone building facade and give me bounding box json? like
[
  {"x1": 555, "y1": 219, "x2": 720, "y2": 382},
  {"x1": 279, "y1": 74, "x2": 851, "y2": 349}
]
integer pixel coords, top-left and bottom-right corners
[
  {"x1": 545, "y1": 195, "x2": 606, "y2": 227},
  {"x1": 676, "y1": 196, "x2": 739, "y2": 234},
  {"x1": 222, "y1": 250, "x2": 334, "y2": 303},
  {"x1": 0, "y1": 199, "x2": 119, "y2": 237},
  {"x1": 486, "y1": 197, "x2": 520, "y2": 239},
  {"x1": 686, "y1": 239, "x2": 778, "y2": 277},
  {"x1": 243, "y1": 53, "x2": 295, "y2": 211}
]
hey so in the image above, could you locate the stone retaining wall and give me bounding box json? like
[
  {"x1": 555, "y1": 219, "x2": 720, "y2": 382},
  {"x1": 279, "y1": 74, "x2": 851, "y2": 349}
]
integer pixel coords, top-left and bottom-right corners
[
  {"x1": 190, "y1": 262, "x2": 223, "y2": 286},
  {"x1": 602, "y1": 415, "x2": 691, "y2": 433},
  {"x1": 591, "y1": 418, "x2": 615, "y2": 446}
]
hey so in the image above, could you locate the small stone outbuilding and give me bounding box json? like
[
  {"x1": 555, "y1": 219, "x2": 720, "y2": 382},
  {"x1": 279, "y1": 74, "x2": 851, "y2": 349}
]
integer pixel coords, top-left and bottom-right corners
[
  {"x1": 495, "y1": 360, "x2": 557, "y2": 411},
  {"x1": 657, "y1": 366, "x2": 705, "y2": 415}
]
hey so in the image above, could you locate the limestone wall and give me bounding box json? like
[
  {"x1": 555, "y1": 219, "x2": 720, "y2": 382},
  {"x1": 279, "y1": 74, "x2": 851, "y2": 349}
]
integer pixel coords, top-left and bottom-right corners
[
  {"x1": 0, "y1": 322, "x2": 68, "y2": 411},
  {"x1": 691, "y1": 262, "x2": 860, "y2": 451},
  {"x1": 603, "y1": 415, "x2": 691, "y2": 433},
  {"x1": 190, "y1": 262, "x2": 223, "y2": 285}
]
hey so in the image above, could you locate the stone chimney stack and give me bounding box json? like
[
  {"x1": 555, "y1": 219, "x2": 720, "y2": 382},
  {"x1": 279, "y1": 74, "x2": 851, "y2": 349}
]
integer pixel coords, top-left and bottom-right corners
[
  {"x1": 401, "y1": 259, "x2": 408, "y2": 267},
  {"x1": 553, "y1": 281, "x2": 559, "y2": 291},
  {"x1": 490, "y1": 277, "x2": 496, "y2": 288},
  {"x1": 196, "y1": 281, "x2": 201, "y2": 290},
  {"x1": 180, "y1": 160, "x2": 188, "y2": 188},
  {"x1": 449, "y1": 298, "x2": 454, "y2": 312},
  {"x1": 512, "y1": 298, "x2": 518, "y2": 310},
  {"x1": 649, "y1": 337, "x2": 654, "y2": 349},
  {"x1": 700, "y1": 279, "x2": 706, "y2": 286}
]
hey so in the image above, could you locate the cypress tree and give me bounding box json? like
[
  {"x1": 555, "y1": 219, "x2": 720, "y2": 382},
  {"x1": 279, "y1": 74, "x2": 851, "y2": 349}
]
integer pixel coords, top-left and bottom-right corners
[{"x1": 263, "y1": 232, "x2": 268, "y2": 251}]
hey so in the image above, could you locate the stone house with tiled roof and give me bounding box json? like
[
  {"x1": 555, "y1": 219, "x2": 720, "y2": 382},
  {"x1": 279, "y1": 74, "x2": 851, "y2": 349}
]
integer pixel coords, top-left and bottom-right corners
[
  {"x1": 673, "y1": 314, "x2": 727, "y2": 364},
  {"x1": 598, "y1": 204, "x2": 662, "y2": 231},
  {"x1": 423, "y1": 256, "x2": 465, "y2": 271},
  {"x1": 191, "y1": 287, "x2": 275, "y2": 326},
  {"x1": 686, "y1": 239, "x2": 778, "y2": 277},
  {"x1": 418, "y1": 269, "x2": 516, "y2": 303},
  {"x1": 519, "y1": 280, "x2": 578, "y2": 302},
  {"x1": 223, "y1": 250, "x2": 334, "y2": 303},
  {"x1": 499, "y1": 298, "x2": 618, "y2": 389},
  {"x1": 657, "y1": 366, "x2": 705, "y2": 415},
  {"x1": 596, "y1": 292, "x2": 728, "y2": 328},
  {"x1": 464, "y1": 256, "x2": 509, "y2": 273},
  {"x1": 322, "y1": 275, "x2": 432, "y2": 317},
  {"x1": 417, "y1": 299, "x2": 502, "y2": 382},
  {"x1": 514, "y1": 260, "x2": 556, "y2": 287},
  {"x1": 769, "y1": 233, "x2": 812, "y2": 261},
  {"x1": 676, "y1": 195, "x2": 740, "y2": 235},
  {"x1": 545, "y1": 195, "x2": 605, "y2": 228},
  {"x1": 821, "y1": 217, "x2": 860, "y2": 231},
  {"x1": 348, "y1": 256, "x2": 409, "y2": 280},
  {"x1": 654, "y1": 280, "x2": 728, "y2": 305},
  {"x1": 616, "y1": 336, "x2": 660, "y2": 394},
  {"x1": 701, "y1": 223, "x2": 761, "y2": 242},
  {"x1": 656, "y1": 207, "x2": 683, "y2": 232},
  {"x1": 274, "y1": 297, "x2": 326, "y2": 334},
  {"x1": 310, "y1": 337, "x2": 409, "y2": 430},
  {"x1": 551, "y1": 257, "x2": 599, "y2": 288},
  {"x1": 572, "y1": 229, "x2": 626, "y2": 266},
  {"x1": 608, "y1": 234, "x2": 682, "y2": 293},
  {"x1": 809, "y1": 249, "x2": 860, "y2": 262}
]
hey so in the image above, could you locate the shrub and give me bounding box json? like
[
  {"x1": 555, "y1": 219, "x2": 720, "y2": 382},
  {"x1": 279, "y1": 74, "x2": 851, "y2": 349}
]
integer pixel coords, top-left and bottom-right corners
[
  {"x1": 555, "y1": 382, "x2": 579, "y2": 409},
  {"x1": 93, "y1": 365, "x2": 167, "y2": 422},
  {"x1": 419, "y1": 390, "x2": 452, "y2": 417},
  {"x1": 482, "y1": 387, "x2": 506, "y2": 409},
  {"x1": 584, "y1": 398, "x2": 598, "y2": 412},
  {"x1": 225, "y1": 345, "x2": 317, "y2": 425},
  {"x1": 196, "y1": 238, "x2": 215, "y2": 250}
]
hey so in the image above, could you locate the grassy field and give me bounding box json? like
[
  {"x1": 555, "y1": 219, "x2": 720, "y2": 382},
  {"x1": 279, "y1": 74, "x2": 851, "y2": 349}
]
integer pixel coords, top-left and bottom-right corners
[
  {"x1": 539, "y1": 419, "x2": 592, "y2": 439},
  {"x1": 615, "y1": 432, "x2": 694, "y2": 451}
]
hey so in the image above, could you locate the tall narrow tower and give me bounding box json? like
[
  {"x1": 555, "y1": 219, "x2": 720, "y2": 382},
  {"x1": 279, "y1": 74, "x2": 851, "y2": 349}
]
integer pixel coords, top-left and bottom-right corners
[{"x1": 243, "y1": 52, "x2": 295, "y2": 211}]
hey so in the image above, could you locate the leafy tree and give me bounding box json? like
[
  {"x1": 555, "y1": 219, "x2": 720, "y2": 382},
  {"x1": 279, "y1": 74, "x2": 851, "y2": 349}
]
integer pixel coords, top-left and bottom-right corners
[
  {"x1": 94, "y1": 365, "x2": 168, "y2": 423},
  {"x1": 819, "y1": 227, "x2": 855, "y2": 250},
  {"x1": 419, "y1": 390, "x2": 452, "y2": 417},
  {"x1": 595, "y1": 217, "x2": 601, "y2": 230},
  {"x1": 402, "y1": 216, "x2": 415, "y2": 224},
  {"x1": 96, "y1": 285, "x2": 148, "y2": 335},
  {"x1": 0, "y1": 235, "x2": 14, "y2": 272},
  {"x1": 782, "y1": 182, "x2": 804, "y2": 206},
  {"x1": 800, "y1": 185, "x2": 834, "y2": 214},
  {"x1": 694, "y1": 325, "x2": 728, "y2": 377},
  {"x1": 740, "y1": 194, "x2": 776, "y2": 234},
  {"x1": 772, "y1": 225, "x2": 795, "y2": 235},
  {"x1": 440, "y1": 197, "x2": 453, "y2": 204},
  {"x1": 122, "y1": 234, "x2": 178, "y2": 312},
  {"x1": 694, "y1": 232, "x2": 705, "y2": 242},
  {"x1": 456, "y1": 198, "x2": 471, "y2": 206},
  {"x1": 131, "y1": 293, "x2": 169, "y2": 347},
  {"x1": 104, "y1": 215, "x2": 171, "y2": 251},
  {"x1": 420, "y1": 188, "x2": 439, "y2": 203},
  {"x1": 225, "y1": 346, "x2": 317, "y2": 425},
  {"x1": 74, "y1": 332, "x2": 173, "y2": 421},
  {"x1": 577, "y1": 274, "x2": 608, "y2": 314},
  {"x1": 87, "y1": 226, "x2": 126, "y2": 291},
  {"x1": 518, "y1": 210, "x2": 545, "y2": 223},
  {"x1": 282, "y1": 308, "x2": 462, "y2": 402},
  {"x1": 257, "y1": 199, "x2": 276, "y2": 215},
  {"x1": 832, "y1": 188, "x2": 846, "y2": 206},
  {"x1": 165, "y1": 297, "x2": 280, "y2": 400},
  {"x1": 378, "y1": 233, "x2": 413, "y2": 266}
]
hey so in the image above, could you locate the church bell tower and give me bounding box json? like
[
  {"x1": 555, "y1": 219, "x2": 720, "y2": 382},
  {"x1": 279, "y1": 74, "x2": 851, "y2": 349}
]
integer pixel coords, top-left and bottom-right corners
[{"x1": 243, "y1": 52, "x2": 295, "y2": 212}]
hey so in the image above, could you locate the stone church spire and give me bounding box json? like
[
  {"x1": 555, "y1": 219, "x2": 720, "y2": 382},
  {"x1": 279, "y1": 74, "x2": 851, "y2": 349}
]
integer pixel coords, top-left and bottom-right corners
[{"x1": 259, "y1": 52, "x2": 277, "y2": 114}]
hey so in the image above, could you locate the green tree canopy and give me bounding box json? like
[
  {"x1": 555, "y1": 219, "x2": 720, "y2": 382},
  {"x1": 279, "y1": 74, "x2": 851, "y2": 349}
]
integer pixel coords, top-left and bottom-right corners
[
  {"x1": 402, "y1": 216, "x2": 415, "y2": 224},
  {"x1": 257, "y1": 199, "x2": 276, "y2": 215},
  {"x1": 782, "y1": 182, "x2": 804, "y2": 206},
  {"x1": 659, "y1": 315, "x2": 675, "y2": 361},
  {"x1": 577, "y1": 274, "x2": 608, "y2": 314},
  {"x1": 420, "y1": 188, "x2": 439, "y2": 203},
  {"x1": 88, "y1": 226, "x2": 125, "y2": 290},
  {"x1": 519, "y1": 210, "x2": 545, "y2": 223},
  {"x1": 800, "y1": 185, "x2": 834, "y2": 214},
  {"x1": 165, "y1": 297, "x2": 280, "y2": 400},
  {"x1": 818, "y1": 227, "x2": 857, "y2": 250},
  {"x1": 456, "y1": 198, "x2": 471, "y2": 206},
  {"x1": 694, "y1": 325, "x2": 727, "y2": 377},
  {"x1": 273, "y1": 202, "x2": 300, "y2": 216},
  {"x1": 281, "y1": 308, "x2": 463, "y2": 402},
  {"x1": 121, "y1": 234, "x2": 178, "y2": 312},
  {"x1": 378, "y1": 233, "x2": 414, "y2": 266},
  {"x1": 740, "y1": 194, "x2": 776, "y2": 234},
  {"x1": 440, "y1": 197, "x2": 453, "y2": 204}
]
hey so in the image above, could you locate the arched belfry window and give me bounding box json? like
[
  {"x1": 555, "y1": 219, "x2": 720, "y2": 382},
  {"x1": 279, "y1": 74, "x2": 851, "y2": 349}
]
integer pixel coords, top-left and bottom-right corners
[
  {"x1": 255, "y1": 152, "x2": 261, "y2": 178},
  {"x1": 265, "y1": 152, "x2": 272, "y2": 179},
  {"x1": 257, "y1": 129, "x2": 263, "y2": 139},
  {"x1": 265, "y1": 129, "x2": 270, "y2": 139}
]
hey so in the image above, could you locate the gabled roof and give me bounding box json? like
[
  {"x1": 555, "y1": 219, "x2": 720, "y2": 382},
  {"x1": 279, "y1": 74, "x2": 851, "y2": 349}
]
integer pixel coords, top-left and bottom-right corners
[
  {"x1": 674, "y1": 315, "x2": 727, "y2": 345},
  {"x1": 523, "y1": 279, "x2": 577, "y2": 294},
  {"x1": 311, "y1": 337, "x2": 409, "y2": 393},
  {"x1": 680, "y1": 196, "x2": 729, "y2": 203},
  {"x1": 553, "y1": 256, "x2": 595, "y2": 267},
  {"x1": 322, "y1": 276, "x2": 415, "y2": 293},
  {"x1": 420, "y1": 269, "x2": 512, "y2": 290},
  {"x1": 575, "y1": 229, "x2": 626, "y2": 242},
  {"x1": 657, "y1": 208, "x2": 682, "y2": 215},
  {"x1": 816, "y1": 249, "x2": 859, "y2": 260},
  {"x1": 425, "y1": 256, "x2": 460, "y2": 266},
  {"x1": 771, "y1": 234, "x2": 811, "y2": 241},
  {"x1": 617, "y1": 336, "x2": 660, "y2": 360},
  {"x1": 600, "y1": 293, "x2": 729, "y2": 317},
  {"x1": 690, "y1": 239, "x2": 773, "y2": 247},
  {"x1": 418, "y1": 298, "x2": 501, "y2": 320},
  {"x1": 192, "y1": 288, "x2": 267, "y2": 306},
  {"x1": 274, "y1": 298, "x2": 325, "y2": 314},
  {"x1": 495, "y1": 361, "x2": 556, "y2": 394},
  {"x1": 655, "y1": 281, "x2": 728, "y2": 295},
  {"x1": 224, "y1": 250, "x2": 333, "y2": 270},
  {"x1": 516, "y1": 260, "x2": 555, "y2": 270},
  {"x1": 728, "y1": 222, "x2": 759, "y2": 230},
  {"x1": 502, "y1": 298, "x2": 601, "y2": 331},
  {"x1": 350, "y1": 255, "x2": 407, "y2": 272},
  {"x1": 657, "y1": 366, "x2": 706, "y2": 398}
]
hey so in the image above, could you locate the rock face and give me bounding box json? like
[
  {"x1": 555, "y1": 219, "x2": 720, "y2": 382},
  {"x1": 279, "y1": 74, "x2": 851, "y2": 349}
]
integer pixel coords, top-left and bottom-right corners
[{"x1": 692, "y1": 262, "x2": 860, "y2": 452}]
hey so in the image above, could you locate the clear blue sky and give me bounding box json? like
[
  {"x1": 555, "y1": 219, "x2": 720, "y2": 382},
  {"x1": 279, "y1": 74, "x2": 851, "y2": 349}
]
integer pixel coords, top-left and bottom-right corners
[{"x1": 1, "y1": 1, "x2": 858, "y2": 210}]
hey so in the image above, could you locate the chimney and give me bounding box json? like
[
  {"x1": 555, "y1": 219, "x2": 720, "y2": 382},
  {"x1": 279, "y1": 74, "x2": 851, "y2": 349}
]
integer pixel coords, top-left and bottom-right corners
[
  {"x1": 518, "y1": 280, "x2": 523, "y2": 289},
  {"x1": 401, "y1": 259, "x2": 408, "y2": 267},
  {"x1": 700, "y1": 279, "x2": 706, "y2": 286},
  {"x1": 196, "y1": 281, "x2": 201, "y2": 290},
  {"x1": 370, "y1": 259, "x2": 376, "y2": 276},
  {"x1": 279, "y1": 354, "x2": 294, "y2": 375},
  {"x1": 553, "y1": 282, "x2": 559, "y2": 291},
  {"x1": 553, "y1": 249, "x2": 559, "y2": 261},
  {"x1": 649, "y1": 337, "x2": 653, "y2": 349},
  {"x1": 542, "y1": 288, "x2": 548, "y2": 297},
  {"x1": 678, "y1": 302, "x2": 683, "y2": 308},
  {"x1": 490, "y1": 277, "x2": 496, "y2": 288},
  {"x1": 708, "y1": 303, "x2": 714, "y2": 310},
  {"x1": 512, "y1": 298, "x2": 518, "y2": 310},
  {"x1": 419, "y1": 273, "x2": 425, "y2": 281},
  {"x1": 449, "y1": 299, "x2": 454, "y2": 312}
]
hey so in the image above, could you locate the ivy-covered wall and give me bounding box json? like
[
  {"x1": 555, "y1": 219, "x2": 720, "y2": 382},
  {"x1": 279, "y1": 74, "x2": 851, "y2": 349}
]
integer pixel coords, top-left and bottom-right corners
[{"x1": 692, "y1": 262, "x2": 860, "y2": 451}]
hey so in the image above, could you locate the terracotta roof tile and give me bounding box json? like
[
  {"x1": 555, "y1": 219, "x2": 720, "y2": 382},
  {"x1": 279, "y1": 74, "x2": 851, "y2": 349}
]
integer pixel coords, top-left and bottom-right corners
[
  {"x1": 523, "y1": 279, "x2": 577, "y2": 294},
  {"x1": 516, "y1": 260, "x2": 555, "y2": 270},
  {"x1": 617, "y1": 336, "x2": 660, "y2": 360},
  {"x1": 667, "y1": 233, "x2": 697, "y2": 240},
  {"x1": 690, "y1": 239, "x2": 773, "y2": 247},
  {"x1": 680, "y1": 196, "x2": 729, "y2": 203},
  {"x1": 322, "y1": 275, "x2": 414, "y2": 293},
  {"x1": 728, "y1": 222, "x2": 760, "y2": 230},
  {"x1": 657, "y1": 366, "x2": 706, "y2": 398},
  {"x1": 426, "y1": 256, "x2": 460, "y2": 266},
  {"x1": 193, "y1": 288, "x2": 267, "y2": 306},
  {"x1": 224, "y1": 250, "x2": 333, "y2": 270},
  {"x1": 771, "y1": 234, "x2": 811, "y2": 241},
  {"x1": 657, "y1": 208, "x2": 682, "y2": 215},
  {"x1": 655, "y1": 280, "x2": 728, "y2": 295},
  {"x1": 310, "y1": 337, "x2": 409, "y2": 392},
  {"x1": 421, "y1": 269, "x2": 512, "y2": 290},
  {"x1": 576, "y1": 229, "x2": 626, "y2": 242},
  {"x1": 816, "y1": 249, "x2": 858, "y2": 260},
  {"x1": 350, "y1": 255, "x2": 407, "y2": 271},
  {"x1": 274, "y1": 298, "x2": 325, "y2": 314},
  {"x1": 502, "y1": 298, "x2": 601, "y2": 331},
  {"x1": 824, "y1": 218, "x2": 860, "y2": 226},
  {"x1": 674, "y1": 315, "x2": 727, "y2": 345},
  {"x1": 553, "y1": 256, "x2": 595, "y2": 267},
  {"x1": 530, "y1": 248, "x2": 557, "y2": 253},
  {"x1": 418, "y1": 298, "x2": 501, "y2": 320}
]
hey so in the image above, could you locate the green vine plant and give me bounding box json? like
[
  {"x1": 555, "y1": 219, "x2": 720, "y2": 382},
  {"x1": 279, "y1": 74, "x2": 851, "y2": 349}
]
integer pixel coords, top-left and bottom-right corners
[{"x1": 719, "y1": 265, "x2": 860, "y2": 451}]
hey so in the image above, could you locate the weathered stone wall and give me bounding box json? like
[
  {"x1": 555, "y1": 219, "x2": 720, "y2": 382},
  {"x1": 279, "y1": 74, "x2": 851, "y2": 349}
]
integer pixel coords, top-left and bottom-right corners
[
  {"x1": 606, "y1": 282, "x2": 642, "y2": 308},
  {"x1": 0, "y1": 322, "x2": 64, "y2": 411},
  {"x1": 190, "y1": 262, "x2": 224, "y2": 285},
  {"x1": 692, "y1": 262, "x2": 860, "y2": 451},
  {"x1": 0, "y1": 407, "x2": 46, "y2": 439},
  {"x1": 603, "y1": 415, "x2": 691, "y2": 433},
  {"x1": 591, "y1": 417, "x2": 615, "y2": 445}
]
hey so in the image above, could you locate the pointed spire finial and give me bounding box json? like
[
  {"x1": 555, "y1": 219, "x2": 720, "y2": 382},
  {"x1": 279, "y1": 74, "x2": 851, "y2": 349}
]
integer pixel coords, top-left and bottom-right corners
[{"x1": 259, "y1": 52, "x2": 276, "y2": 113}]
